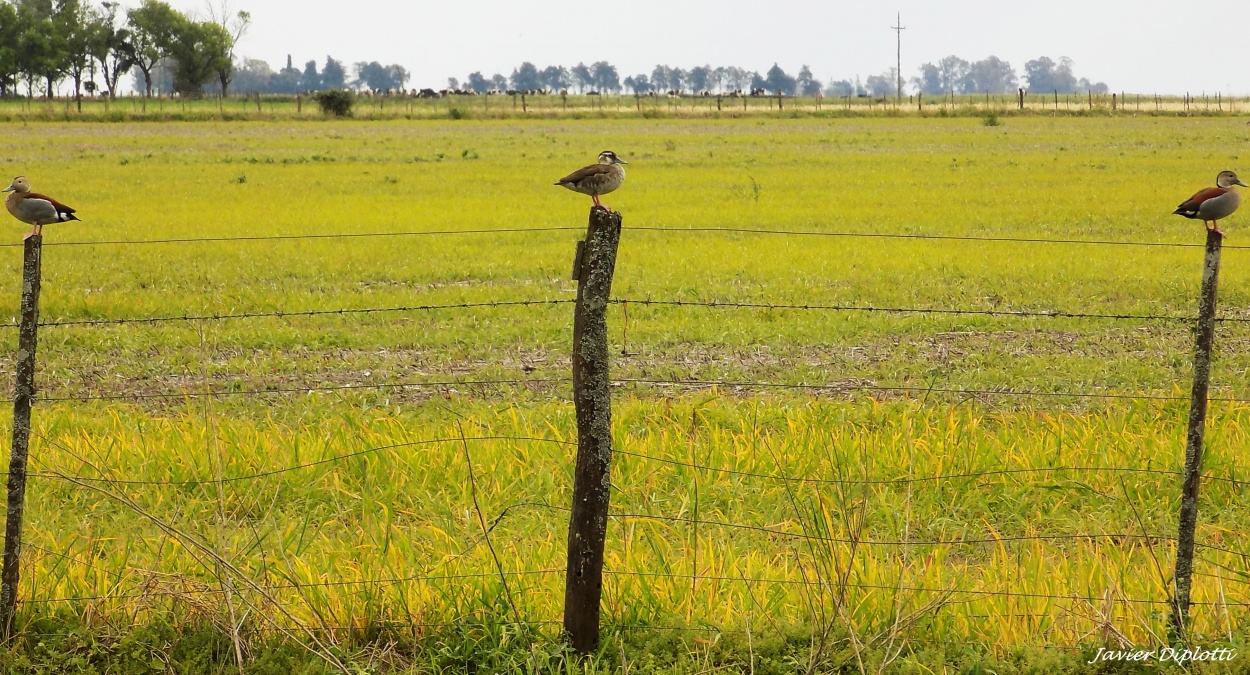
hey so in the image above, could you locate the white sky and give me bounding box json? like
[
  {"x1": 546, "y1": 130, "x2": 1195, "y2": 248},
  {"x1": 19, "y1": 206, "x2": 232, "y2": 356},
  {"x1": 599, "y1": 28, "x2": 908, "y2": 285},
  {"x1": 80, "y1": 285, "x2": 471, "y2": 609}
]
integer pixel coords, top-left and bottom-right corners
[{"x1": 196, "y1": 0, "x2": 1247, "y2": 95}]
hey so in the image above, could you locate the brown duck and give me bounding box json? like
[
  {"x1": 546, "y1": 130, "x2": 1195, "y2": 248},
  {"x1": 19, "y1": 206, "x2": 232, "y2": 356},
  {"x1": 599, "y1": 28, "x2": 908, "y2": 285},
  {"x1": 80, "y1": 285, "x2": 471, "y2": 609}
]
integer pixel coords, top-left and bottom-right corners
[
  {"x1": 4, "y1": 176, "x2": 79, "y2": 239},
  {"x1": 555, "y1": 151, "x2": 627, "y2": 209}
]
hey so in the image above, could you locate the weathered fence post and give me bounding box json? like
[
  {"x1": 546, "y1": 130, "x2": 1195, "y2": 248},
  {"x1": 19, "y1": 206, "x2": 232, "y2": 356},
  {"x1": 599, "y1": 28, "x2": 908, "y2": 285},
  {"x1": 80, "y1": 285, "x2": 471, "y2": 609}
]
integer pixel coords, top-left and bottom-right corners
[
  {"x1": 1171, "y1": 229, "x2": 1222, "y2": 643},
  {"x1": 1, "y1": 235, "x2": 42, "y2": 639},
  {"x1": 563, "y1": 207, "x2": 622, "y2": 654}
]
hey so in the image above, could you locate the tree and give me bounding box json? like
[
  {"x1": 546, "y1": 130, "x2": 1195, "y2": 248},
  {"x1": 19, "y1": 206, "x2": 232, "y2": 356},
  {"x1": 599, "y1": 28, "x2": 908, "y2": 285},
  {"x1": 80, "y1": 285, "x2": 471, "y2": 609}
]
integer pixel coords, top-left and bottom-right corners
[
  {"x1": 270, "y1": 53, "x2": 299, "y2": 93},
  {"x1": 1025, "y1": 55, "x2": 1079, "y2": 93},
  {"x1": 164, "y1": 17, "x2": 227, "y2": 96},
  {"x1": 623, "y1": 74, "x2": 651, "y2": 94},
  {"x1": 352, "y1": 60, "x2": 407, "y2": 92},
  {"x1": 299, "y1": 59, "x2": 320, "y2": 91},
  {"x1": 1022, "y1": 56, "x2": 1055, "y2": 93},
  {"x1": 0, "y1": 2, "x2": 20, "y2": 96},
  {"x1": 1078, "y1": 77, "x2": 1109, "y2": 94},
  {"x1": 205, "y1": 1, "x2": 248, "y2": 97},
  {"x1": 15, "y1": 0, "x2": 69, "y2": 98},
  {"x1": 465, "y1": 71, "x2": 489, "y2": 93},
  {"x1": 570, "y1": 62, "x2": 592, "y2": 93},
  {"x1": 865, "y1": 69, "x2": 896, "y2": 97},
  {"x1": 936, "y1": 55, "x2": 968, "y2": 93},
  {"x1": 711, "y1": 66, "x2": 728, "y2": 92},
  {"x1": 796, "y1": 65, "x2": 821, "y2": 96},
  {"x1": 489, "y1": 73, "x2": 506, "y2": 91},
  {"x1": 650, "y1": 65, "x2": 671, "y2": 92},
  {"x1": 764, "y1": 63, "x2": 796, "y2": 96},
  {"x1": 540, "y1": 65, "x2": 568, "y2": 91},
  {"x1": 126, "y1": 0, "x2": 178, "y2": 97},
  {"x1": 90, "y1": 2, "x2": 134, "y2": 98},
  {"x1": 749, "y1": 71, "x2": 766, "y2": 92},
  {"x1": 446, "y1": 76, "x2": 457, "y2": 90},
  {"x1": 591, "y1": 61, "x2": 618, "y2": 93},
  {"x1": 59, "y1": 0, "x2": 103, "y2": 110},
  {"x1": 230, "y1": 57, "x2": 270, "y2": 92},
  {"x1": 912, "y1": 63, "x2": 942, "y2": 95},
  {"x1": 688, "y1": 65, "x2": 710, "y2": 93},
  {"x1": 961, "y1": 56, "x2": 1016, "y2": 94},
  {"x1": 669, "y1": 67, "x2": 686, "y2": 93},
  {"x1": 824, "y1": 79, "x2": 853, "y2": 97},
  {"x1": 509, "y1": 61, "x2": 540, "y2": 90},
  {"x1": 321, "y1": 56, "x2": 345, "y2": 89}
]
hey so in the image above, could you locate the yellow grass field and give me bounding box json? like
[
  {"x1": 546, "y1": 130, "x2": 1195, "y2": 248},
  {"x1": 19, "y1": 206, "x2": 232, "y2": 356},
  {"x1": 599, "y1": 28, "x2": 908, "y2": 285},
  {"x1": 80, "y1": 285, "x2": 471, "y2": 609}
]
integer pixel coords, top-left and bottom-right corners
[{"x1": 0, "y1": 114, "x2": 1247, "y2": 672}]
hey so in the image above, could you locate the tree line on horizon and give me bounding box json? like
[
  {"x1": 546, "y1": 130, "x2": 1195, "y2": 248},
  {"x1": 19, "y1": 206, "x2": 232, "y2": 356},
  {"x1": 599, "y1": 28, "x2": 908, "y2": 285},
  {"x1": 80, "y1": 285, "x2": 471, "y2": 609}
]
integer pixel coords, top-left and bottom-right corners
[{"x1": 454, "y1": 57, "x2": 1108, "y2": 98}]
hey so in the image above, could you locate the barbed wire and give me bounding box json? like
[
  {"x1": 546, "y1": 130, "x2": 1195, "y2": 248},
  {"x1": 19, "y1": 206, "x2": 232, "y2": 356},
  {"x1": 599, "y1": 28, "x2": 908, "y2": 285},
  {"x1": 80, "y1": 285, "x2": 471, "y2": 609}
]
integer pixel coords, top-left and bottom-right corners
[
  {"x1": 628, "y1": 225, "x2": 1250, "y2": 250},
  {"x1": 18, "y1": 296, "x2": 1250, "y2": 330},
  {"x1": 613, "y1": 447, "x2": 1250, "y2": 486},
  {"x1": 8, "y1": 224, "x2": 1247, "y2": 250},
  {"x1": 35, "y1": 377, "x2": 561, "y2": 403},
  {"x1": 612, "y1": 298, "x2": 1205, "y2": 323},
  {"x1": 37, "y1": 299, "x2": 573, "y2": 328},
  {"x1": 26, "y1": 432, "x2": 1249, "y2": 491},
  {"x1": 29, "y1": 433, "x2": 573, "y2": 486},
  {"x1": 25, "y1": 374, "x2": 1239, "y2": 407},
  {"x1": 3, "y1": 226, "x2": 583, "y2": 249},
  {"x1": 22, "y1": 566, "x2": 1250, "y2": 609},
  {"x1": 611, "y1": 512, "x2": 1174, "y2": 548},
  {"x1": 612, "y1": 377, "x2": 1243, "y2": 403},
  {"x1": 602, "y1": 570, "x2": 1250, "y2": 607}
]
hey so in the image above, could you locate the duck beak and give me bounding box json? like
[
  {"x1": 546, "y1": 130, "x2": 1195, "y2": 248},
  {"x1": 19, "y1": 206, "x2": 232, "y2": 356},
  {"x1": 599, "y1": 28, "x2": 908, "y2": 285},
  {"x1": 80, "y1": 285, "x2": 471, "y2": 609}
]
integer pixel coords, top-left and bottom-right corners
[
  {"x1": 1238, "y1": 180, "x2": 1249, "y2": 188},
  {"x1": 617, "y1": 158, "x2": 628, "y2": 164},
  {"x1": 1, "y1": 186, "x2": 13, "y2": 193}
]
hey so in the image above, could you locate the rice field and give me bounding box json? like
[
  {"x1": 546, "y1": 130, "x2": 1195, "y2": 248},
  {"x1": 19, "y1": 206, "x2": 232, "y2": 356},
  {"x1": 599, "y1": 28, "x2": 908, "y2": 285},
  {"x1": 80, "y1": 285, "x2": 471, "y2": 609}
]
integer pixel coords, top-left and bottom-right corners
[{"x1": 0, "y1": 115, "x2": 1248, "y2": 672}]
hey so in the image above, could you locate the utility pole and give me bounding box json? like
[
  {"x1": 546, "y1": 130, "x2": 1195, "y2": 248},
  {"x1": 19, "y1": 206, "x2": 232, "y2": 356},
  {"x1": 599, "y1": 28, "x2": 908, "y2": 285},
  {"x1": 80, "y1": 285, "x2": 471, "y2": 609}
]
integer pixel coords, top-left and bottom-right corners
[{"x1": 891, "y1": 12, "x2": 906, "y2": 102}]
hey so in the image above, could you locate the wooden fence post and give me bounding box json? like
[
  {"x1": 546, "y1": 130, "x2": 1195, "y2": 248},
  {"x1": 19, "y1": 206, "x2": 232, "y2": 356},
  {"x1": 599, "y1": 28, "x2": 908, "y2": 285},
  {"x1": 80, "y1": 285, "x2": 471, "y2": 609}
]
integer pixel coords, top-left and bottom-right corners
[
  {"x1": 563, "y1": 207, "x2": 622, "y2": 654},
  {"x1": 1170, "y1": 229, "x2": 1222, "y2": 643},
  {"x1": 1, "y1": 235, "x2": 43, "y2": 639}
]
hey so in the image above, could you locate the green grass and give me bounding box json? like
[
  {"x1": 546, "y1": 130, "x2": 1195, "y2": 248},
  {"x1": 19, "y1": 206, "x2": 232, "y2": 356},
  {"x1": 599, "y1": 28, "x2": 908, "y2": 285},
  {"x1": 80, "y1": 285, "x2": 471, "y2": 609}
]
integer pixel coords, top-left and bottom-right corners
[{"x1": 0, "y1": 115, "x2": 1247, "y2": 671}]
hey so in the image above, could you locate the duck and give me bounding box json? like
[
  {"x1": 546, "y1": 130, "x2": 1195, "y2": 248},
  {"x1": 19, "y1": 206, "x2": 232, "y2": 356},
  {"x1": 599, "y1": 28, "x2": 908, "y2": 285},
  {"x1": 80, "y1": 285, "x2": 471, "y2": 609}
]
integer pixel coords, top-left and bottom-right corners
[
  {"x1": 3, "y1": 176, "x2": 79, "y2": 239},
  {"x1": 1173, "y1": 170, "x2": 1247, "y2": 235},
  {"x1": 555, "y1": 151, "x2": 627, "y2": 209}
]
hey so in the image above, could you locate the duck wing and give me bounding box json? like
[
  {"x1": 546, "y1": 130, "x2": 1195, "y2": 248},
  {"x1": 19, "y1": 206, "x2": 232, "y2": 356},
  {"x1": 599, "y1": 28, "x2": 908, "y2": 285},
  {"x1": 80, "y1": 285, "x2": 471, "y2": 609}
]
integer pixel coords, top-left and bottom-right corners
[
  {"x1": 24, "y1": 193, "x2": 79, "y2": 222},
  {"x1": 1174, "y1": 187, "x2": 1227, "y2": 217},
  {"x1": 555, "y1": 164, "x2": 613, "y2": 186}
]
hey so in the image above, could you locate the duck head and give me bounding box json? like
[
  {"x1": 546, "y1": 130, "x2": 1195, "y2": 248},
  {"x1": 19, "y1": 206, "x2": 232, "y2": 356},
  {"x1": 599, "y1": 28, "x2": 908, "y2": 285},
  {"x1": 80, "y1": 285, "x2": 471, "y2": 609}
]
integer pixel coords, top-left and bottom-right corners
[
  {"x1": 597, "y1": 151, "x2": 628, "y2": 165},
  {"x1": 2, "y1": 177, "x2": 30, "y2": 194},
  {"x1": 1216, "y1": 170, "x2": 1248, "y2": 189}
]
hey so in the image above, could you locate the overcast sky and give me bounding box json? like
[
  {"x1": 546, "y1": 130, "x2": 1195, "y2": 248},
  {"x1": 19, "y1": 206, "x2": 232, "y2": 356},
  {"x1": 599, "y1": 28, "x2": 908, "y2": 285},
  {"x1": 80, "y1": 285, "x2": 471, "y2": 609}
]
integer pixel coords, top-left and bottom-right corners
[{"x1": 207, "y1": 0, "x2": 1246, "y2": 95}]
